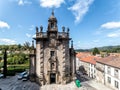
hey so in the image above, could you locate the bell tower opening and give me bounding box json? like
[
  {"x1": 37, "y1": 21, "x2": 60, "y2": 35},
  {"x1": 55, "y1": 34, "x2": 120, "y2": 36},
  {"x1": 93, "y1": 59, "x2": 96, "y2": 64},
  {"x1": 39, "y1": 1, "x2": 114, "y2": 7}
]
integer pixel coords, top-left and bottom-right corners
[
  {"x1": 47, "y1": 10, "x2": 58, "y2": 32},
  {"x1": 50, "y1": 73, "x2": 56, "y2": 84}
]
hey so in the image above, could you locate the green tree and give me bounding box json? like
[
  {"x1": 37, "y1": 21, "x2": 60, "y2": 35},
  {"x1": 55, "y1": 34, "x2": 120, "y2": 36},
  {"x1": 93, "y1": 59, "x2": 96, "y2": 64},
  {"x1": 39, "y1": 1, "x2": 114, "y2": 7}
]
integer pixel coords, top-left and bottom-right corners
[
  {"x1": 23, "y1": 42, "x2": 30, "y2": 50},
  {"x1": 17, "y1": 44, "x2": 22, "y2": 51},
  {"x1": 7, "y1": 57, "x2": 14, "y2": 64},
  {"x1": 92, "y1": 47, "x2": 100, "y2": 55},
  {"x1": 3, "y1": 49, "x2": 7, "y2": 78}
]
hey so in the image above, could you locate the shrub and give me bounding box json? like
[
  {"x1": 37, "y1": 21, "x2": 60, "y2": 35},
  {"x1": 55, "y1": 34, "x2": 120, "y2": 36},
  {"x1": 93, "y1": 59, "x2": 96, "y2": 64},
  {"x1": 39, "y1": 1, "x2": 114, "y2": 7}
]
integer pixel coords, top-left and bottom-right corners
[{"x1": 7, "y1": 65, "x2": 29, "y2": 76}]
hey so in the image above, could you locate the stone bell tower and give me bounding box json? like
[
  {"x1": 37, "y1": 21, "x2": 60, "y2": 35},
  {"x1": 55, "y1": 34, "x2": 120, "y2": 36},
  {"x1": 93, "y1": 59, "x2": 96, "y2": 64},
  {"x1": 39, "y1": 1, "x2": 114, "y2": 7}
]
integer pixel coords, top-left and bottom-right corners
[{"x1": 29, "y1": 11, "x2": 76, "y2": 86}]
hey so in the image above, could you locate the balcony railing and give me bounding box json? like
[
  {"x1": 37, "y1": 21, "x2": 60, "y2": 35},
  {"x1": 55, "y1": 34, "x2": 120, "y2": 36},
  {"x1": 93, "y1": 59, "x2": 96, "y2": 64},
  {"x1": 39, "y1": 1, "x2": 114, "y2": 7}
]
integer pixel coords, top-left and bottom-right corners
[
  {"x1": 36, "y1": 32, "x2": 47, "y2": 38},
  {"x1": 36, "y1": 32, "x2": 69, "y2": 39},
  {"x1": 58, "y1": 32, "x2": 69, "y2": 38}
]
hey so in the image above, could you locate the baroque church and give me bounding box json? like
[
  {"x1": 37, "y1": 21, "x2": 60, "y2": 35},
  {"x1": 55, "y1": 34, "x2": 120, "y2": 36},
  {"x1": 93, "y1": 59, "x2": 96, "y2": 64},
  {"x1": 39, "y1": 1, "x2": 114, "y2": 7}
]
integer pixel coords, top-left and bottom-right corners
[{"x1": 29, "y1": 11, "x2": 76, "y2": 85}]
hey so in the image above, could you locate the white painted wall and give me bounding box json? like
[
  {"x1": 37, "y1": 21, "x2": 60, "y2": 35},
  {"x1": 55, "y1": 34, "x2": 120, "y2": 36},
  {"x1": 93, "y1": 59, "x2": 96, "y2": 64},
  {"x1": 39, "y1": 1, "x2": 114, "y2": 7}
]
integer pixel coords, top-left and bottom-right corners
[
  {"x1": 76, "y1": 57, "x2": 96, "y2": 78},
  {"x1": 76, "y1": 57, "x2": 81, "y2": 71},
  {"x1": 89, "y1": 64, "x2": 95, "y2": 78},
  {"x1": 105, "y1": 65, "x2": 120, "y2": 90}
]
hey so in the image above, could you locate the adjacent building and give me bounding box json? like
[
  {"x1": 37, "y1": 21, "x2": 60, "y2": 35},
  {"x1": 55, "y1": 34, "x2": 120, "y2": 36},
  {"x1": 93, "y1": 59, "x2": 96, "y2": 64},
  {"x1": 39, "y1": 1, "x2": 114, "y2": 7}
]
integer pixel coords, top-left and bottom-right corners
[
  {"x1": 96, "y1": 56, "x2": 120, "y2": 90},
  {"x1": 76, "y1": 53, "x2": 98, "y2": 78},
  {"x1": 76, "y1": 52, "x2": 91, "y2": 70},
  {"x1": 29, "y1": 11, "x2": 76, "y2": 85}
]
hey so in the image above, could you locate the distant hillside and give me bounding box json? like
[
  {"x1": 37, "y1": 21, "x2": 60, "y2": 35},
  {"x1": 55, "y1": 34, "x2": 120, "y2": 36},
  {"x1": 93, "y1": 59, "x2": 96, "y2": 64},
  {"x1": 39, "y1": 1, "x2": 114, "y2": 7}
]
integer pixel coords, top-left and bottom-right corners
[
  {"x1": 75, "y1": 49, "x2": 91, "y2": 52},
  {"x1": 75, "y1": 45, "x2": 120, "y2": 53},
  {"x1": 98, "y1": 45, "x2": 120, "y2": 53}
]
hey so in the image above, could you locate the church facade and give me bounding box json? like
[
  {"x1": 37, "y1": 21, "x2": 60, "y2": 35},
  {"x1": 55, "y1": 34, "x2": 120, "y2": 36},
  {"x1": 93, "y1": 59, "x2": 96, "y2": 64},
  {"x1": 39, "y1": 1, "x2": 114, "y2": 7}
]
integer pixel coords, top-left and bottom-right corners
[{"x1": 29, "y1": 11, "x2": 76, "y2": 85}]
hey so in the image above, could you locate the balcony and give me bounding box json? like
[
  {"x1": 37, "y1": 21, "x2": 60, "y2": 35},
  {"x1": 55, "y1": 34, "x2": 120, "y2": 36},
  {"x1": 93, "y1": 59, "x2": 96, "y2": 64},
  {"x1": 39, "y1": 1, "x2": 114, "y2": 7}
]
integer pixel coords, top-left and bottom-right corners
[
  {"x1": 35, "y1": 32, "x2": 48, "y2": 39},
  {"x1": 58, "y1": 32, "x2": 69, "y2": 39}
]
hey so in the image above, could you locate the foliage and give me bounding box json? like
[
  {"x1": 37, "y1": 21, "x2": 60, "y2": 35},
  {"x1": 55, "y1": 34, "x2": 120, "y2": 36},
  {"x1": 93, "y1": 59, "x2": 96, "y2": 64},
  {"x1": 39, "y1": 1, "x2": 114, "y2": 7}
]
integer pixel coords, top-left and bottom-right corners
[
  {"x1": 0, "y1": 43, "x2": 32, "y2": 52},
  {"x1": 7, "y1": 53, "x2": 29, "y2": 65},
  {"x1": 7, "y1": 65, "x2": 29, "y2": 76},
  {"x1": 0, "y1": 44, "x2": 31, "y2": 76},
  {"x1": 7, "y1": 70, "x2": 15, "y2": 76},
  {"x1": 92, "y1": 47, "x2": 100, "y2": 55},
  {"x1": 75, "y1": 45, "x2": 120, "y2": 53},
  {"x1": 0, "y1": 62, "x2": 3, "y2": 69},
  {"x1": 3, "y1": 49, "x2": 7, "y2": 78},
  {"x1": 75, "y1": 49, "x2": 90, "y2": 52},
  {"x1": 23, "y1": 42, "x2": 31, "y2": 50}
]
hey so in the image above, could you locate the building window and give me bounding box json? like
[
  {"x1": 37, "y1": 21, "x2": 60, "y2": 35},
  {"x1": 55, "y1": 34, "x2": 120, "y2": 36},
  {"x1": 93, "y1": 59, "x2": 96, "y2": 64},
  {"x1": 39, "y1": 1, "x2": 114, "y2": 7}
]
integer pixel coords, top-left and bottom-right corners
[
  {"x1": 107, "y1": 66, "x2": 111, "y2": 74},
  {"x1": 107, "y1": 77, "x2": 111, "y2": 84},
  {"x1": 50, "y1": 51, "x2": 55, "y2": 56},
  {"x1": 115, "y1": 80, "x2": 119, "y2": 89},
  {"x1": 51, "y1": 63, "x2": 55, "y2": 69},
  {"x1": 114, "y1": 69, "x2": 119, "y2": 78},
  {"x1": 51, "y1": 23, "x2": 54, "y2": 28}
]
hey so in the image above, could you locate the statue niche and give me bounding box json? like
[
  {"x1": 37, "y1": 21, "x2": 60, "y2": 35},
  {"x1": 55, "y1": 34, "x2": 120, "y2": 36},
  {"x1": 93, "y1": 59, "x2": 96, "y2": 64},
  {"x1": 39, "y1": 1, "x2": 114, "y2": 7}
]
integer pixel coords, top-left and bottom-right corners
[{"x1": 49, "y1": 38, "x2": 56, "y2": 47}]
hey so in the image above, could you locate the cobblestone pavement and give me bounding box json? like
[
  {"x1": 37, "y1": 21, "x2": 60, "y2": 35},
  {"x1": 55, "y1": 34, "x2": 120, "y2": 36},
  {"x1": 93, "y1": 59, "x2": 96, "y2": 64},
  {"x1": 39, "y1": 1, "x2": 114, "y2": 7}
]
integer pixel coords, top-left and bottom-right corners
[{"x1": 0, "y1": 75, "x2": 113, "y2": 90}]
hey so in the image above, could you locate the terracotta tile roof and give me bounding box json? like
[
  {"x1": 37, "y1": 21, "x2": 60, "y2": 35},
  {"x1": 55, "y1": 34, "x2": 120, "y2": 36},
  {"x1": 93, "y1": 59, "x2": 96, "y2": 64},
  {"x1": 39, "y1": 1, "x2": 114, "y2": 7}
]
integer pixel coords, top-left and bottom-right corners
[
  {"x1": 76, "y1": 52, "x2": 91, "y2": 58},
  {"x1": 76, "y1": 52, "x2": 100, "y2": 65},
  {"x1": 80, "y1": 56, "x2": 99, "y2": 65},
  {"x1": 96, "y1": 56, "x2": 120, "y2": 69}
]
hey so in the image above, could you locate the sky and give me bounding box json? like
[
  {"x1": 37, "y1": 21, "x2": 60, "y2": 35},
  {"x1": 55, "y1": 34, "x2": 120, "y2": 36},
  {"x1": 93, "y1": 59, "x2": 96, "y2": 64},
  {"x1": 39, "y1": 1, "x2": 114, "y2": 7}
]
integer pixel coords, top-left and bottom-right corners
[{"x1": 0, "y1": 0, "x2": 120, "y2": 49}]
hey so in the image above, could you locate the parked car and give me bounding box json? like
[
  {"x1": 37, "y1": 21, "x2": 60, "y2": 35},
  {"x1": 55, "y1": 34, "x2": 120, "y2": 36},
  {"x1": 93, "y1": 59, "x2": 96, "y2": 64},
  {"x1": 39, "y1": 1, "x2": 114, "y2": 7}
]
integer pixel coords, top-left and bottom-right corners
[
  {"x1": 22, "y1": 73, "x2": 29, "y2": 81},
  {"x1": 0, "y1": 73, "x2": 3, "y2": 78},
  {"x1": 17, "y1": 71, "x2": 27, "y2": 80}
]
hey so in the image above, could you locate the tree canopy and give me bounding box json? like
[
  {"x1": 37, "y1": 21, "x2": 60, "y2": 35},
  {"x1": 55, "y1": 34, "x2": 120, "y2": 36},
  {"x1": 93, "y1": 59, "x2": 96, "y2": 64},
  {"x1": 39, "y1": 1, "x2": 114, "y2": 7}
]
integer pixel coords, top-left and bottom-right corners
[{"x1": 92, "y1": 47, "x2": 100, "y2": 55}]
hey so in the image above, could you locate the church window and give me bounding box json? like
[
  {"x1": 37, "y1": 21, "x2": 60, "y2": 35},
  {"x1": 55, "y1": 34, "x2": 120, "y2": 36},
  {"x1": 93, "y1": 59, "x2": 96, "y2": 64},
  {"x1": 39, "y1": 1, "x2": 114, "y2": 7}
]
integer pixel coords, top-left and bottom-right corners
[
  {"x1": 50, "y1": 51, "x2": 55, "y2": 56},
  {"x1": 51, "y1": 23, "x2": 54, "y2": 28}
]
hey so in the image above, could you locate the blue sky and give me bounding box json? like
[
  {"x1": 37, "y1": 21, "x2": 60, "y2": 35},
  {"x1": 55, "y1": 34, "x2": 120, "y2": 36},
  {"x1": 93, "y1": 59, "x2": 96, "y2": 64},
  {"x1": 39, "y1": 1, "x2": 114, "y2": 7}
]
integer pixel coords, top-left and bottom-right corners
[{"x1": 0, "y1": 0, "x2": 120, "y2": 49}]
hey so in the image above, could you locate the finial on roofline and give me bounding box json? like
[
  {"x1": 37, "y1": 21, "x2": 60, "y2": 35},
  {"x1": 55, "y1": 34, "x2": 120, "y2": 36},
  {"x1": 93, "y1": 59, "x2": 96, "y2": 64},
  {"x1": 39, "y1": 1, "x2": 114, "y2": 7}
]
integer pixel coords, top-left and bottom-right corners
[
  {"x1": 32, "y1": 40, "x2": 34, "y2": 48},
  {"x1": 52, "y1": 8, "x2": 54, "y2": 16},
  {"x1": 71, "y1": 40, "x2": 73, "y2": 48}
]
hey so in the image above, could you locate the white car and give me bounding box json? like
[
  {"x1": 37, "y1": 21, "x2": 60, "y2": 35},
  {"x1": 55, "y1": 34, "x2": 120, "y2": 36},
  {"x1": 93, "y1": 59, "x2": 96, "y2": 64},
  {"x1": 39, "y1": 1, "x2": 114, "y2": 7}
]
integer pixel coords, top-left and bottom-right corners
[
  {"x1": 0, "y1": 73, "x2": 3, "y2": 78},
  {"x1": 22, "y1": 73, "x2": 29, "y2": 81},
  {"x1": 17, "y1": 71, "x2": 27, "y2": 80}
]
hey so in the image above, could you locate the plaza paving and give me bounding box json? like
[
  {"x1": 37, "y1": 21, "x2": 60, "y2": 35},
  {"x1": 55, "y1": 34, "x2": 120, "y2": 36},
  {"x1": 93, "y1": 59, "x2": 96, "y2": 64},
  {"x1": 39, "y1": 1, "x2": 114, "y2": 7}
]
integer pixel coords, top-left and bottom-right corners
[{"x1": 0, "y1": 75, "x2": 113, "y2": 90}]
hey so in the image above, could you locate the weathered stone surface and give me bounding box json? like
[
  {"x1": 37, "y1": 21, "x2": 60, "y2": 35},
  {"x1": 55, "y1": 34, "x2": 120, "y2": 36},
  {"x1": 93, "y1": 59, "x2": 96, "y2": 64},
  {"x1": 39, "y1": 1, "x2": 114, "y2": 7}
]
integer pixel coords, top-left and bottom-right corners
[{"x1": 29, "y1": 11, "x2": 76, "y2": 85}]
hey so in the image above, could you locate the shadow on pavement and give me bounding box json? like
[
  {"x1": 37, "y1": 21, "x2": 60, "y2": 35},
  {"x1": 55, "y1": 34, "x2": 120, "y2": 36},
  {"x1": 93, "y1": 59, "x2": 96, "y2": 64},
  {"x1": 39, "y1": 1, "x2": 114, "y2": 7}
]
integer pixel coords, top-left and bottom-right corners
[{"x1": 76, "y1": 73, "x2": 92, "y2": 83}]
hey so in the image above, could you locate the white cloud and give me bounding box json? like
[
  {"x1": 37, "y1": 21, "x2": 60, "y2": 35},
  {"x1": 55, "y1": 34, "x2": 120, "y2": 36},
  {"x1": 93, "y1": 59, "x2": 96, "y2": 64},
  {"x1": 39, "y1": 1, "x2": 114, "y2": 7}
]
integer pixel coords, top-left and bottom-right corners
[
  {"x1": 0, "y1": 21, "x2": 10, "y2": 29},
  {"x1": 26, "y1": 33, "x2": 31, "y2": 38},
  {"x1": 29, "y1": 25, "x2": 34, "y2": 30},
  {"x1": 40, "y1": 0, "x2": 65, "y2": 8},
  {"x1": 18, "y1": 0, "x2": 24, "y2": 5},
  {"x1": 0, "y1": 38, "x2": 16, "y2": 44},
  {"x1": 101, "y1": 22, "x2": 120, "y2": 29},
  {"x1": 107, "y1": 30, "x2": 120, "y2": 38},
  {"x1": 68, "y1": 0, "x2": 94, "y2": 23},
  {"x1": 93, "y1": 40, "x2": 99, "y2": 43},
  {"x1": 32, "y1": 34, "x2": 36, "y2": 38},
  {"x1": 18, "y1": 0, "x2": 32, "y2": 6},
  {"x1": 107, "y1": 33, "x2": 119, "y2": 38}
]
